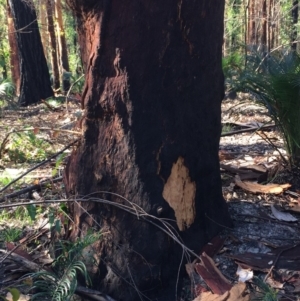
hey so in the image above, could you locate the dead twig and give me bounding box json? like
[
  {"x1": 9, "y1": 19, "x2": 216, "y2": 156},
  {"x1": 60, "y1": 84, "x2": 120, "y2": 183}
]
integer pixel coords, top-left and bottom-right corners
[
  {"x1": 264, "y1": 244, "x2": 300, "y2": 282},
  {"x1": 0, "y1": 222, "x2": 49, "y2": 264},
  {"x1": 65, "y1": 74, "x2": 84, "y2": 113},
  {"x1": 256, "y1": 131, "x2": 289, "y2": 166},
  {"x1": 0, "y1": 176, "x2": 62, "y2": 203},
  {"x1": 221, "y1": 124, "x2": 275, "y2": 137},
  {"x1": 0, "y1": 139, "x2": 79, "y2": 194},
  {"x1": 0, "y1": 128, "x2": 14, "y2": 159},
  {"x1": 41, "y1": 99, "x2": 58, "y2": 112}
]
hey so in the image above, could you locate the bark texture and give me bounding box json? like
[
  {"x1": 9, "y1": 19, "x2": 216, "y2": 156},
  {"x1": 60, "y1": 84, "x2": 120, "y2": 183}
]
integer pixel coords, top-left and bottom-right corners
[
  {"x1": 7, "y1": 1, "x2": 20, "y2": 95},
  {"x1": 64, "y1": 1, "x2": 231, "y2": 300},
  {"x1": 46, "y1": 0, "x2": 60, "y2": 90},
  {"x1": 39, "y1": 1, "x2": 48, "y2": 58},
  {"x1": 9, "y1": 0, "x2": 53, "y2": 106},
  {"x1": 54, "y1": 0, "x2": 71, "y2": 92},
  {"x1": 292, "y1": 0, "x2": 299, "y2": 50},
  {"x1": 55, "y1": 0, "x2": 70, "y2": 72}
]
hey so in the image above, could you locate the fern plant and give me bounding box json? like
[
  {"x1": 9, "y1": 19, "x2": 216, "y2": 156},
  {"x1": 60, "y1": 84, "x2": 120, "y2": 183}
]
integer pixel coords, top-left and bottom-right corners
[
  {"x1": 30, "y1": 232, "x2": 101, "y2": 301},
  {"x1": 251, "y1": 277, "x2": 279, "y2": 301},
  {"x1": 0, "y1": 227, "x2": 22, "y2": 242},
  {"x1": 230, "y1": 49, "x2": 300, "y2": 164},
  {"x1": 0, "y1": 79, "x2": 14, "y2": 98},
  {"x1": 0, "y1": 79, "x2": 15, "y2": 111}
]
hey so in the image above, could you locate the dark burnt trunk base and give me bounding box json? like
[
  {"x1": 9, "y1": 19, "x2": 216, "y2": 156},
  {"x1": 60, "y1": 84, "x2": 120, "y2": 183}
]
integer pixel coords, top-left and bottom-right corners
[
  {"x1": 9, "y1": 0, "x2": 53, "y2": 106},
  {"x1": 64, "y1": 1, "x2": 231, "y2": 300}
]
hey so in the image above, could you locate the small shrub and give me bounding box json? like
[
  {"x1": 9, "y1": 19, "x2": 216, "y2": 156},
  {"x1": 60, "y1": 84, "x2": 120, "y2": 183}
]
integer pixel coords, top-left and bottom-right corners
[
  {"x1": 0, "y1": 227, "x2": 22, "y2": 242},
  {"x1": 231, "y1": 49, "x2": 300, "y2": 164},
  {"x1": 30, "y1": 232, "x2": 101, "y2": 301}
]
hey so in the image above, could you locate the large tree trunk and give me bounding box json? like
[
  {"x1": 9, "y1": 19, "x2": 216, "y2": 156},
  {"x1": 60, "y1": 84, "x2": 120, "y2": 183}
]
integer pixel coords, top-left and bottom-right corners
[
  {"x1": 64, "y1": 1, "x2": 231, "y2": 300},
  {"x1": 9, "y1": 0, "x2": 53, "y2": 106}
]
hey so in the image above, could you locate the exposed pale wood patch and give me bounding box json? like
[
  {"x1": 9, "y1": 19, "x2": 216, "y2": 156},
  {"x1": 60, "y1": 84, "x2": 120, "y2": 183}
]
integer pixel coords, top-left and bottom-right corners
[{"x1": 162, "y1": 157, "x2": 196, "y2": 231}]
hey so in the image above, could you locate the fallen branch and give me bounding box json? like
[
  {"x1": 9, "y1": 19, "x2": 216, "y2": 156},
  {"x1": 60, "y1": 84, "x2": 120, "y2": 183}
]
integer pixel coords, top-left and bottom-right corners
[
  {"x1": 41, "y1": 99, "x2": 58, "y2": 111},
  {"x1": 0, "y1": 176, "x2": 62, "y2": 203},
  {"x1": 221, "y1": 124, "x2": 275, "y2": 137},
  {"x1": 0, "y1": 139, "x2": 79, "y2": 194},
  {"x1": 256, "y1": 130, "x2": 289, "y2": 165},
  {"x1": 65, "y1": 74, "x2": 85, "y2": 112},
  {"x1": 264, "y1": 243, "x2": 299, "y2": 282}
]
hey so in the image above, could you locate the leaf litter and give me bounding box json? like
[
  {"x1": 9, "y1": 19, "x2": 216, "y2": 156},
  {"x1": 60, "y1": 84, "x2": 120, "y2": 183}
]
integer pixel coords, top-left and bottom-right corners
[
  {"x1": 0, "y1": 97, "x2": 82, "y2": 299},
  {"x1": 0, "y1": 94, "x2": 300, "y2": 300},
  {"x1": 185, "y1": 94, "x2": 300, "y2": 301}
]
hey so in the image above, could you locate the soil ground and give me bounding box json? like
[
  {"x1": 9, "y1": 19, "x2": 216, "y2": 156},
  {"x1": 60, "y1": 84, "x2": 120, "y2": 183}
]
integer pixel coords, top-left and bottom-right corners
[{"x1": 0, "y1": 94, "x2": 299, "y2": 301}]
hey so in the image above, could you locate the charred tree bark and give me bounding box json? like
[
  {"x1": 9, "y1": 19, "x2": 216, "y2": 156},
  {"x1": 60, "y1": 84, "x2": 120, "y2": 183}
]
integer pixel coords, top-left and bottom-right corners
[
  {"x1": 64, "y1": 1, "x2": 231, "y2": 301},
  {"x1": 9, "y1": 0, "x2": 53, "y2": 106},
  {"x1": 7, "y1": 1, "x2": 20, "y2": 95}
]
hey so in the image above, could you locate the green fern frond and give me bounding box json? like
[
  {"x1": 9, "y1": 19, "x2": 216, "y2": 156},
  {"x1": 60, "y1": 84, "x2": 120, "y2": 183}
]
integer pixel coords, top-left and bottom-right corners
[
  {"x1": 251, "y1": 277, "x2": 278, "y2": 301},
  {"x1": 0, "y1": 80, "x2": 15, "y2": 97},
  {"x1": 30, "y1": 232, "x2": 101, "y2": 301},
  {"x1": 231, "y1": 49, "x2": 300, "y2": 163}
]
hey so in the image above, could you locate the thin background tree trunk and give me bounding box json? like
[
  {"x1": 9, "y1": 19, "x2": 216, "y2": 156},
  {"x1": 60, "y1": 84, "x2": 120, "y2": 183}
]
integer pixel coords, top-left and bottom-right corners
[
  {"x1": 262, "y1": 0, "x2": 267, "y2": 47},
  {"x1": 7, "y1": 0, "x2": 20, "y2": 95},
  {"x1": 54, "y1": 0, "x2": 70, "y2": 72},
  {"x1": 292, "y1": 0, "x2": 299, "y2": 50},
  {"x1": 39, "y1": 1, "x2": 48, "y2": 59},
  {"x1": 46, "y1": 0, "x2": 60, "y2": 90},
  {"x1": 54, "y1": 0, "x2": 70, "y2": 92}
]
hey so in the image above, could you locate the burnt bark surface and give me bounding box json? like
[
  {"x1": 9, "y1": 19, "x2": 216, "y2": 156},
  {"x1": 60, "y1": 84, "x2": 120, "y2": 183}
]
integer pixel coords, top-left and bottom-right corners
[
  {"x1": 9, "y1": 0, "x2": 53, "y2": 106},
  {"x1": 65, "y1": 1, "x2": 231, "y2": 300}
]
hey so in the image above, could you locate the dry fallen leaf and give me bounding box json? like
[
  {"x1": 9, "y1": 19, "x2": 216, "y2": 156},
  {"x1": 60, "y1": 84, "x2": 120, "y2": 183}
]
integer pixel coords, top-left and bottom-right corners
[
  {"x1": 227, "y1": 282, "x2": 250, "y2": 301},
  {"x1": 33, "y1": 127, "x2": 39, "y2": 135},
  {"x1": 193, "y1": 283, "x2": 250, "y2": 301},
  {"x1": 193, "y1": 291, "x2": 229, "y2": 301},
  {"x1": 271, "y1": 205, "x2": 297, "y2": 222},
  {"x1": 235, "y1": 175, "x2": 291, "y2": 194},
  {"x1": 219, "y1": 150, "x2": 235, "y2": 161},
  {"x1": 195, "y1": 253, "x2": 232, "y2": 295},
  {"x1": 6, "y1": 292, "x2": 30, "y2": 301}
]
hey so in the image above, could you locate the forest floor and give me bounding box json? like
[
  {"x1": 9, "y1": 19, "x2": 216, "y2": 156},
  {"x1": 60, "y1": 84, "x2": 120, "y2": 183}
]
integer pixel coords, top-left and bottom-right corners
[{"x1": 0, "y1": 95, "x2": 299, "y2": 301}]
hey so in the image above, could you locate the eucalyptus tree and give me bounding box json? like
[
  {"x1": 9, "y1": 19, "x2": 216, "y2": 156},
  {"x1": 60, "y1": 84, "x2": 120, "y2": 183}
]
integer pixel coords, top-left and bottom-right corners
[
  {"x1": 46, "y1": 0, "x2": 60, "y2": 90},
  {"x1": 8, "y1": 0, "x2": 53, "y2": 105},
  {"x1": 63, "y1": 1, "x2": 232, "y2": 300},
  {"x1": 6, "y1": 1, "x2": 20, "y2": 93},
  {"x1": 54, "y1": 0, "x2": 70, "y2": 92}
]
